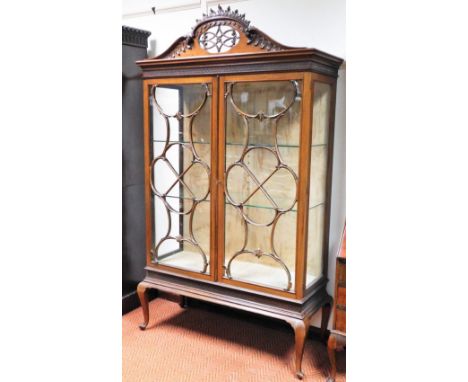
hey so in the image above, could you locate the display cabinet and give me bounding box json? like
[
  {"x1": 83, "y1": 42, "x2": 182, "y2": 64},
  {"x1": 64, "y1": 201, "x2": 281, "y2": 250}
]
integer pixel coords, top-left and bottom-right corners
[{"x1": 136, "y1": 6, "x2": 343, "y2": 379}]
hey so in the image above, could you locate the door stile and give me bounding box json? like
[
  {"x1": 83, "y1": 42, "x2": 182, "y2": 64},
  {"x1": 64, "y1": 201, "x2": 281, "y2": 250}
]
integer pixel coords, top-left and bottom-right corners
[
  {"x1": 295, "y1": 72, "x2": 314, "y2": 299},
  {"x1": 216, "y1": 76, "x2": 227, "y2": 283},
  {"x1": 210, "y1": 76, "x2": 219, "y2": 281}
]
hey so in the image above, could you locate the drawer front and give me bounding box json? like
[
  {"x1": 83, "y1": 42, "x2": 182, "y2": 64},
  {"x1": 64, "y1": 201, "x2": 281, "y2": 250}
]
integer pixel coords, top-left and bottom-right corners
[
  {"x1": 337, "y1": 286, "x2": 346, "y2": 306},
  {"x1": 334, "y1": 257, "x2": 346, "y2": 332},
  {"x1": 336, "y1": 260, "x2": 346, "y2": 283},
  {"x1": 335, "y1": 307, "x2": 346, "y2": 333}
]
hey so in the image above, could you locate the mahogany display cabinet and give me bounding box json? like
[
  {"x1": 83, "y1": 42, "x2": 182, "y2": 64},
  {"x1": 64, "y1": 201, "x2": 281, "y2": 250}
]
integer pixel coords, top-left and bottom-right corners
[{"x1": 135, "y1": 6, "x2": 343, "y2": 379}]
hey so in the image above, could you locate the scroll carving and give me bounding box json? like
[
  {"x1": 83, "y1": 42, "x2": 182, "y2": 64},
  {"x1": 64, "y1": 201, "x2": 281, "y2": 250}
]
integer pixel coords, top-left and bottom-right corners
[{"x1": 156, "y1": 5, "x2": 297, "y2": 59}]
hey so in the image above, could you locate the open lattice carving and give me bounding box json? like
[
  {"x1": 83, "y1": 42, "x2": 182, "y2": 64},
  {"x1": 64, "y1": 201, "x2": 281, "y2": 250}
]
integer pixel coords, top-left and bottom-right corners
[{"x1": 156, "y1": 5, "x2": 296, "y2": 59}]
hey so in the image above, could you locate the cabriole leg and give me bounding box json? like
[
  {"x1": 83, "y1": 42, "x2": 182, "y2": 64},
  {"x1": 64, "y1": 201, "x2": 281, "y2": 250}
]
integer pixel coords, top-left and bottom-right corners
[
  {"x1": 179, "y1": 295, "x2": 188, "y2": 308},
  {"x1": 327, "y1": 332, "x2": 345, "y2": 382},
  {"x1": 327, "y1": 334, "x2": 337, "y2": 382},
  {"x1": 321, "y1": 302, "x2": 332, "y2": 340},
  {"x1": 286, "y1": 317, "x2": 311, "y2": 379},
  {"x1": 137, "y1": 282, "x2": 152, "y2": 330}
]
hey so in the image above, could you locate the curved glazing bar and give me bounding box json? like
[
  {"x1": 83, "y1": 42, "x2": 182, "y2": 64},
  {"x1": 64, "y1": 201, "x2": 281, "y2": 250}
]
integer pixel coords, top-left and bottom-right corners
[
  {"x1": 150, "y1": 83, "x2": 211, "y2": 274},
  {"x1": 223, "y1": 80, "x2": 301, "y2": 291}
]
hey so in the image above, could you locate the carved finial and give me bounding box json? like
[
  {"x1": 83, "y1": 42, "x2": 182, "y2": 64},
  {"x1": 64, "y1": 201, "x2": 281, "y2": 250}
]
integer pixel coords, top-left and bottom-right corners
[{"x1": 195, "y1": 5, "x2": 251, "y2": 31}]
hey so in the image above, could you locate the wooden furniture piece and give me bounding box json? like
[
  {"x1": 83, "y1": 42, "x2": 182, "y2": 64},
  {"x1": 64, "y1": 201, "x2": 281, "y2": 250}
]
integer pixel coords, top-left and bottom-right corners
[
  {"x1": 122, "y1": 26, "x2": 151, "y2": 314},
  {"x1": 327, "y1": 226, "x2": 346, "y2": 382},
  {"x1": 135, "y1": 6, "x2": 343, "y2": 379}
]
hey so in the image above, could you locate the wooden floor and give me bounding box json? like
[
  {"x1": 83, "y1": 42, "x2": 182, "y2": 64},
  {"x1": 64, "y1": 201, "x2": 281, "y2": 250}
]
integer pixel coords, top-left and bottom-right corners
[{"x1": 123, "y1": 297, "x2": 346, "y2": 382}]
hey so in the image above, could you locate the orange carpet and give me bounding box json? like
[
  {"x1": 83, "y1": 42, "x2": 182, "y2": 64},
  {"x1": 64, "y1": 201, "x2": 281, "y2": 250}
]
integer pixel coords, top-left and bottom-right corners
[{"x1": 123, "y1": 298, "x2": 345, "y2": 382}]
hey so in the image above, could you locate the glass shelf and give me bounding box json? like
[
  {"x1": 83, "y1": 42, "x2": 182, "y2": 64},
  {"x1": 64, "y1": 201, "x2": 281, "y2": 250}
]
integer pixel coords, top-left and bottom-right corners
[
  {"x1": 153, "y1": 139, "x2": 328, "y2": 149},
  {"x1": 155, "y1": 194, "x2": 324, "y2": 212},
  {"x1": 154, "y1": 139, "x2": 299, "y2": 148}
]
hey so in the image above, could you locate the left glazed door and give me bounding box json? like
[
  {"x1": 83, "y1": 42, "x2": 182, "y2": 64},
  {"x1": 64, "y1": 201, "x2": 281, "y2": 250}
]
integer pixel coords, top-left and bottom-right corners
[{"x1": 144, "y1": 77, "x2": 217, "y2": 280}]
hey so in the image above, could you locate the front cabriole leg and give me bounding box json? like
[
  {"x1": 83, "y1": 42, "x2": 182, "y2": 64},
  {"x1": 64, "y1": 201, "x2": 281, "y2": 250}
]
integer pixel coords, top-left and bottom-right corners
[
  {"x1": 137, "y1": 281, "x2": 152, "y2": 330},
  {"x1": 327, "y1": 333, "x2": 337, "y2": 382},
  {"x1": 179, "y1": 295, "x2": 188, "y2": 308},
  {"x1": 286, "y1": 316, "x2": 311, "y2": 379},
  {"x1": 321, "y1": 302, "x2": 332, "y2": 340}
]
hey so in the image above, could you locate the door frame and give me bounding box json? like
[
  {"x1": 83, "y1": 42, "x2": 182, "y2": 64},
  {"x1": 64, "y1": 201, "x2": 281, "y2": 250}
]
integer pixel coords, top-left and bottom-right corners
[
  {"x1": 216, "y1": 72, "x2": 307, "y2": 299},
  {"x1": 143, "y1": 76, "x2": 219, "y2": 282}
]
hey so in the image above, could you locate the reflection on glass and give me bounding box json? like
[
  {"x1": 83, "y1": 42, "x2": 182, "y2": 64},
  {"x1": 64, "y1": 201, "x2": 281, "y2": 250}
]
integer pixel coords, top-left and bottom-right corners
[
  {"x1": 150, "y1": 83, "x2": 212, "y2": 274},
  {"x1": 306, "y1": 82, "x2": 331, "y2": 286},
  {"x1": 223, "y1": 80, "x2": 302, "y2": 291}
]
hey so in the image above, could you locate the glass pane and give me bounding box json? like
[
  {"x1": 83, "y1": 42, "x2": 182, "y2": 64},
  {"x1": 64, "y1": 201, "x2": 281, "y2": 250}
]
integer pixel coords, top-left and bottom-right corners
[
  {"x1": 306, "y1": 82, "x2": 332, "y2": 286},
  {"x1": 150, "y1": 83, "x2": 211, "y2": 274},
  {"x1": 223, "y1": 80, "x2": 301, "y2": 292}
]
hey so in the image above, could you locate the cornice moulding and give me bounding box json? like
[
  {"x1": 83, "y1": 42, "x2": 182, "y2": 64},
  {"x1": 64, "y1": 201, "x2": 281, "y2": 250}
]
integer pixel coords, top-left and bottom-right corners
[{"x1": 122, "y1": 25, "x2": 151, "y2": 48}]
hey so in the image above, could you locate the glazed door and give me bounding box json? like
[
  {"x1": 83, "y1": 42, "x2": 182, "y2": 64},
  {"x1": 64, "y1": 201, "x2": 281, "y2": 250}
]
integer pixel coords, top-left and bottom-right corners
[
  {"x1": 144, "y1": 77, "x2": 217, "y2": 280},
  {"x1": 217, "y1": 73, "x2": 304, "y2": 297}
]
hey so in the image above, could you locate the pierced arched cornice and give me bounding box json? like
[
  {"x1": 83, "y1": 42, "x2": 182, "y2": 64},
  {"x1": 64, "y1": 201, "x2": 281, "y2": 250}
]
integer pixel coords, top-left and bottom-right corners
[{"x1": 155, "y1": 5, "x2": 298, "y2": 59}]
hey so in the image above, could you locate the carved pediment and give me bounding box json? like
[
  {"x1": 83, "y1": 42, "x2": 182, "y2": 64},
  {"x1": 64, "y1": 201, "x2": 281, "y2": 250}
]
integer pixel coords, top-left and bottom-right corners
[{"x1": 156, "y1": 5, "x2": 298, "y2": 59}]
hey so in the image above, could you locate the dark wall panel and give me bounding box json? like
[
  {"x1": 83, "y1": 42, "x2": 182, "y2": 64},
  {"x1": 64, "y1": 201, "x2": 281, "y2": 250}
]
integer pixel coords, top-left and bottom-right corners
[{"x1": 122, "y1": 26, "x2": 151, "y2": 314}]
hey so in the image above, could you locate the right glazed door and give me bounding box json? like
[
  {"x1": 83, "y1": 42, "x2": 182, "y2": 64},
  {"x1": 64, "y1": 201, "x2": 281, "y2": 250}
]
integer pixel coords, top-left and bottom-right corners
[{"x1": 217, "y1": 73, "x2": 304, "y2": 297}]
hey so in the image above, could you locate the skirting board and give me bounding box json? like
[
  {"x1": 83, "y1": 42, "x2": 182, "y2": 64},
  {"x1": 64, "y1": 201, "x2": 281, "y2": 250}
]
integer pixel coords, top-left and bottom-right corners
[{"x1": 122, "y1": 288, "x2": 159, "y2": 315}]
